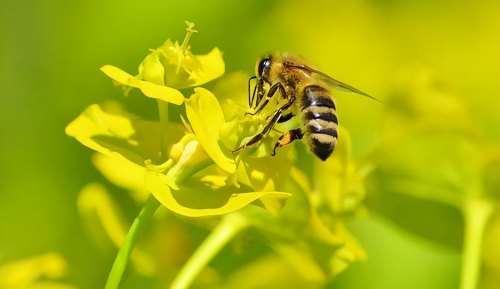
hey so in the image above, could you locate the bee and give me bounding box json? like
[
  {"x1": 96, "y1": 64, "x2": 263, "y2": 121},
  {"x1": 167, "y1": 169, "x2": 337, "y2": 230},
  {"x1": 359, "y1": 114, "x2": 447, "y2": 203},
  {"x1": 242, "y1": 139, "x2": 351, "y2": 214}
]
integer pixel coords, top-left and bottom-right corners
[{"x1": 232, "y1": 53, "x2": 382, "y2": 161}]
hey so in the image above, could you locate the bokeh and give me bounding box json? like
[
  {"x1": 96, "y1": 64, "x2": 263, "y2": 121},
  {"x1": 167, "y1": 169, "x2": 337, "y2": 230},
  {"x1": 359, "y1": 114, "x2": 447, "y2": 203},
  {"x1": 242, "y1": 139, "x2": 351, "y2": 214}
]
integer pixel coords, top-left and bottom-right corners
[{"x1": 1, "y1": 0, "x2": 498, "y2": 289}]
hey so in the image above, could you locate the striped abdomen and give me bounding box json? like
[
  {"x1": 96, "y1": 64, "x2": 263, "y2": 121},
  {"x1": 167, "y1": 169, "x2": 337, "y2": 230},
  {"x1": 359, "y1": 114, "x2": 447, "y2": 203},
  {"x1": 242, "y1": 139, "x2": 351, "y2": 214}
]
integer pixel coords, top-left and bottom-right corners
[{"x1": 300, "y1": 85, "x2": 338, "y2": 161}]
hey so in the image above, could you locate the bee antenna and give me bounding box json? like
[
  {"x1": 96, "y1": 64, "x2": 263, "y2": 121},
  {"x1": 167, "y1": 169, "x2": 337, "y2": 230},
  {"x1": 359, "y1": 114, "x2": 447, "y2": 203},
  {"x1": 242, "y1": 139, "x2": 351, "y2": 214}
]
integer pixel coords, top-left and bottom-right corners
[{"x1": 248, "y1": 76, "x2": 257, "y2": 107}]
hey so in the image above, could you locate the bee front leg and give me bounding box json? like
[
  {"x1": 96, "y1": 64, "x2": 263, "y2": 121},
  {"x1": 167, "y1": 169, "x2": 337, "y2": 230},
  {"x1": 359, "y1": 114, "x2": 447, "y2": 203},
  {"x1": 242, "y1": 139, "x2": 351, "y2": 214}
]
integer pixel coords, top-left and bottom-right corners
[
  {"x1": 233, "y1": 95, "x2": 295, "y2": 154},
  {"x1": 247, "y1": 76, "x2": 257, "y2": 107},
  {"x1": 232, "y1": 110, "x2": 283, "y2": 153},
  {"x1": 272, "y1": 129, "x2": 303, "y2": 156},
  {"x1": 245, "y1": 82, "x2": 286, "y2": 116}
]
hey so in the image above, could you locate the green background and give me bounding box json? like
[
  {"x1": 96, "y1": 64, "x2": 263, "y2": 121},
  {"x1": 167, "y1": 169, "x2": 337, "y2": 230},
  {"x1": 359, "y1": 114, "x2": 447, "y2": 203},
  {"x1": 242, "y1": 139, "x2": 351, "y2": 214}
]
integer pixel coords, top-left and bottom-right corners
[{"x1": 1, "y1": 0, "x2": 498, "y2": 288}]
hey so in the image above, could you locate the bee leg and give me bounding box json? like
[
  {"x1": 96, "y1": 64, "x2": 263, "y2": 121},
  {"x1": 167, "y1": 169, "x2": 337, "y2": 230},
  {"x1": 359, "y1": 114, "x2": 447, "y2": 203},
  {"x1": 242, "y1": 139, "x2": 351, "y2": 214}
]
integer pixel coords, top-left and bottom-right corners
[
  {"x1": 266, "y1": 112, "x2": 293, "y2": 122},
  {"x1": 233, "y1": 95, "x2": 295, "y2": 154},
  {"x1": 245, "y1": 99, "x2": 269, "y2": 116},
  {"x1": 247, "y1": 76, "x2": 257, "y2": 107},
  {"x1": 245, "y1": 82, "x2": 286, "y2": 116},
  {"x1": 271, "y1": 129, "x2": 303, "y2": 156},
  {"x1": 268, "y1": 82, "x2": 287, "y2": 99},
  {"x1": 232, "y1": 110, "x2": 283, "y2": 153},
  {"x1": 277, "y1": 112, "x2": 294, "y2": 123},
  {"x1": 231, "y1": 132, "x2": 266, "y2": 153}
]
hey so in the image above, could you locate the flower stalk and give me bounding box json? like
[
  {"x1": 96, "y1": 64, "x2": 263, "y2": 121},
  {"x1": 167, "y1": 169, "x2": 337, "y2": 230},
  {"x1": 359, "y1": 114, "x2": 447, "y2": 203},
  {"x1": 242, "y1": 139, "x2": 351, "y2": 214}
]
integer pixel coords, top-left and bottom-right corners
[
  {"x1": 104, "y1": 96, "x2": 173, "y2": 289},
  {"x1": 170, "y1": 213, "x2": 249, "y2": 289},
  {"x1": 104, "y1": 195, "x2": 160, "y2": 289},
  {"x1": 459, "y1": 198, "x2": 495, "y2": 289},
  {"x1": 157, "y1": 99, "x2": 170, "y2": 161}
]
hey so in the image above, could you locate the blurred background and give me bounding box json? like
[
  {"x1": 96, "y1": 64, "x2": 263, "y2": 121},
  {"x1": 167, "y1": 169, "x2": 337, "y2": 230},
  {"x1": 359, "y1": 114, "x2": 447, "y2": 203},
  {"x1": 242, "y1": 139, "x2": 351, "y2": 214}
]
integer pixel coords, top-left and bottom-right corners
[{"x1": 1, "y1": 0, "x2": 498, "y2": 289}]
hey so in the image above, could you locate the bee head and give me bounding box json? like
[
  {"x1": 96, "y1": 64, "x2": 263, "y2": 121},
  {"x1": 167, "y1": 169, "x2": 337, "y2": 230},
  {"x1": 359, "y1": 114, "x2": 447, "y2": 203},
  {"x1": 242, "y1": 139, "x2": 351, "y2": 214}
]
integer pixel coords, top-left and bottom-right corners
[
  {"x1": 251, "y1": 54, "x2": 273, "y2": 108},
  {"x1": 256, "y1": 55, "x2": 272, "y2": 80}
]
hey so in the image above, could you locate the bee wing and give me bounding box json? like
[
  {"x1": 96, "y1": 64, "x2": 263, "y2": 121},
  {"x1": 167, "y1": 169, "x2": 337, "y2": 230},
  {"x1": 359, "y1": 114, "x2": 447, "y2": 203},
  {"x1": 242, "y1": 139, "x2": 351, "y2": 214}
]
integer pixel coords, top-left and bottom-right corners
[{"x1": 285, "y1": 62, "x2": 384, "y2": 104}]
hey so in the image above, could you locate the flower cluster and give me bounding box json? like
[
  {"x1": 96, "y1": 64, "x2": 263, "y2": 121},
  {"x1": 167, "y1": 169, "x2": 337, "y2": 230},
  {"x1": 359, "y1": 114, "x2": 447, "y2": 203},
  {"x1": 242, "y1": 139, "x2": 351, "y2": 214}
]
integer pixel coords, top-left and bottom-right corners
[
  {"x1": 66, "y1": 22, "x2": 367, "y2": 289},
  {"x1": 66, "y1": 22, "x2": 291, "y2": 217}
]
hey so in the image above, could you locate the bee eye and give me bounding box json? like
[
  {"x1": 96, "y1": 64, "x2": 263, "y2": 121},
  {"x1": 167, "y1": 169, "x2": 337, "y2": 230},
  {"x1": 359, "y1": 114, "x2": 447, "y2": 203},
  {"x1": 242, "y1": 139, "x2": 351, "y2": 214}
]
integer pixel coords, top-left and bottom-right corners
[{"x1": 257, "y1": 56, "x2": 271, "y2": 77}]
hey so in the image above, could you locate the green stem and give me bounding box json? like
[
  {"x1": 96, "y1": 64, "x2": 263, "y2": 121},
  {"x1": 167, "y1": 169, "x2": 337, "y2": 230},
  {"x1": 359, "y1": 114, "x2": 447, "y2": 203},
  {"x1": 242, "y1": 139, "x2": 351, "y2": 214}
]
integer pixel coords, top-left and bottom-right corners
[
  {"x1": 170, "y1": 214, "x2": 249, "y2": 289},
  {"x1": 175, "y1": 158, "x2": 214, "y2": 185},
  {"x1": 104, "y1": 195, "x2": 160, "y2": 289},
  {"x1": 157, "y1": 100, "x2": 169, "y2": 161},
  {"x1": 104, "y1": 156, "x2": 214, "y2": 289},
  {"x1": 459, "y1": 198, "x2": 495, "y2": 289}
]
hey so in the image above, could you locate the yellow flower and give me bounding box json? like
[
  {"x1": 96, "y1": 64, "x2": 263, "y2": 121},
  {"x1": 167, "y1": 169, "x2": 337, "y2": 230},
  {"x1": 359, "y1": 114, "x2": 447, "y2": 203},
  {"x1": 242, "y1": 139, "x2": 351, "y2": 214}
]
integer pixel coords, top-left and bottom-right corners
[
  {"x1": 177, "y1": 72, "x2": 366, "y2": 282},
  {"x1": 144, "y1": 86, "x2": 292, "y2": 217},
  {"x1": 209, "y1": 73, "x2": 296, "y2": 191},
  {"x1": 140, "y1": 21, "x2": 225, "y2": 89},
  {"x1": 66, "y1": 23, "x2": 371, "y2": 289},
  {"x1": 66, "y1": 22, "x2": 298, "y2": 219},
  {"x1": 0, "y1": 253, "x2": 77, "y2": 289},
  {"x1": 65, "y1": 101, "x2": 172, "y2": 166},
  {"x1": 66, "y1": 98, "x2": 289, "y2": 217},
  {"x1": 100, "y1": 21, "x2": 224, "y2": 105}
]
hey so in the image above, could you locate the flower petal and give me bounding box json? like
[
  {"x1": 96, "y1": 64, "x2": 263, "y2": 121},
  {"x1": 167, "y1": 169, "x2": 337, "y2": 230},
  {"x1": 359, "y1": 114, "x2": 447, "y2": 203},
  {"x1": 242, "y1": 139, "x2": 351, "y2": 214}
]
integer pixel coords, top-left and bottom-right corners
[
  {"x1": 77, "y1": 183, "x2": 128, "y2": 248},
  {"x1": 211, "y1": 72, "x2": 250, "y2": 121},
  {"x1": 165, "y1": 135, "x2": 211, "y2": 190},
  {"x1": 146, "y1": 171, "x2": 290, "y2": 217},
  {"x1": 65, "y1": 102, "x2": 181, "y2": 165},
  {"x1": 185, "y1": 88, "x2": 236, "y2": 173},
  {"x1": 136, "y1": 80, "x2": 184, "y2": 105},
  {"x1": 100, "y1": 65, "x2": 139, "y2": 88},
  {"x1": 189, "y1": 47, "x2": 225, "y2": 87},
  {"x1": 157, "y1": 39, "x2": 225, "y2": 89},
  {"x1": 91, "y1": 153, "x2": 149, "y2": 203},
  {"x1": 100, "y1": 65, "x2": 184, "y2": 105}
]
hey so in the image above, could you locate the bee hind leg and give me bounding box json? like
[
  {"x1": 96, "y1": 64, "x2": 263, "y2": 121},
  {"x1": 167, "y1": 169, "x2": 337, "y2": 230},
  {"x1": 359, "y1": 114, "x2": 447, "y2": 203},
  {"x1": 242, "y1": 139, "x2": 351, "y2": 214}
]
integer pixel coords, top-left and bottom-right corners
[
  {"x1": 231, "y1": 132, "x2": 266, "y2": 153},
  {"x1": 265, "y1": 112, "x2": 293, "y2": 122},
  {"x1": 277, "y1": 112, "x2": 294, "y2": 123},
  {"x1": 272, "y1": 129, "x2": 303, "y2": 156}
]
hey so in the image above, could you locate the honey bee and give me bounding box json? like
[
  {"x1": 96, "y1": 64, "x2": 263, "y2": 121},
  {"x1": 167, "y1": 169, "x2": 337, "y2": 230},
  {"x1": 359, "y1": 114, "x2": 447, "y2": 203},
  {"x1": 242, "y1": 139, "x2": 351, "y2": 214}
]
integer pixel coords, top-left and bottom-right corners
[{"x1": 232, "y1": 53, "x2": 382, "y2": 161}]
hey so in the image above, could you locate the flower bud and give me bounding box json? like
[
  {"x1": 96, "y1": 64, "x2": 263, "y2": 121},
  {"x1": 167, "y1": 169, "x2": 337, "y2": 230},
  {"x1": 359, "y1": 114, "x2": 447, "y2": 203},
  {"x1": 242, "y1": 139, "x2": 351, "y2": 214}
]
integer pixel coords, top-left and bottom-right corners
[
  {"x1": 138, "y1": 51, "x2": 165, "y2": 85},
  {"x1": 166, "y1": 134, "x2": 209, "y2": 189}
]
